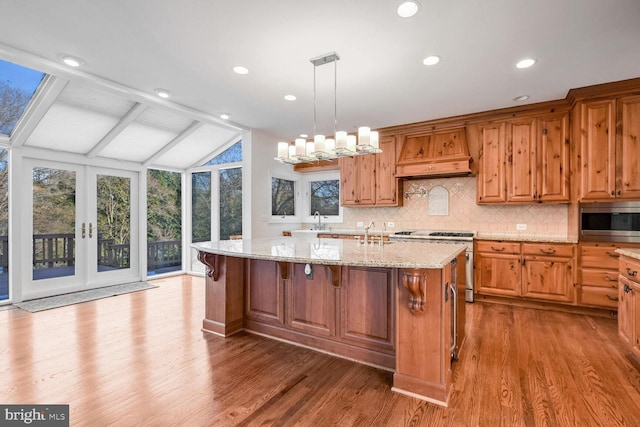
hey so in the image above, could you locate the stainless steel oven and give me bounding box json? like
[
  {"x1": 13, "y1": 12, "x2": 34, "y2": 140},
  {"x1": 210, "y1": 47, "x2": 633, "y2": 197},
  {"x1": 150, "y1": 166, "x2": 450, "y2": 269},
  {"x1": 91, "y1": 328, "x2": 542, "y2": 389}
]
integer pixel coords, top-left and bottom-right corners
[{"x1": 580, "y1": 202, "x2": 640, "y2": 242}]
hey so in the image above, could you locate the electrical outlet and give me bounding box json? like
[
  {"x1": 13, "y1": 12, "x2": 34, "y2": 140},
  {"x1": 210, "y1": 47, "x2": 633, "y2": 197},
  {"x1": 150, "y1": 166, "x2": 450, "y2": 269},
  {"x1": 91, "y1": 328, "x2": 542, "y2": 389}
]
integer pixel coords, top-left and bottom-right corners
[
  {"x1": 387, "y1": 222, "x2": 395, "y2": 228},
  {"x1": 516, "y1": 223, "x2": 527, "y2": 231},
  {"x1": 356, "y1": 221, "x2": 364, "y2": 227}
]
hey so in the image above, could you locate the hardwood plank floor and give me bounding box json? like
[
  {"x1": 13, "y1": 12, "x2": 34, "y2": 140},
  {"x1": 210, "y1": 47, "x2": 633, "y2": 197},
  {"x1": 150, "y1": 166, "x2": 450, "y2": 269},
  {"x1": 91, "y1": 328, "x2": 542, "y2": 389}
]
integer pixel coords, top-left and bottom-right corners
[{"x1": 2, "y1": 275, "x2": 640, "y2": 426}]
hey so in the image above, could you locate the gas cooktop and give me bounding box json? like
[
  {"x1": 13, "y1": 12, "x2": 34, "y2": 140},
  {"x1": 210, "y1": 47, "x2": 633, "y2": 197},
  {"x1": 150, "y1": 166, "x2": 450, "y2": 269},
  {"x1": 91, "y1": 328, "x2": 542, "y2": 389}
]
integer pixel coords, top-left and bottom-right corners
[{"x1": 390, "y1": 230, "x2": 476, "y2": 241}]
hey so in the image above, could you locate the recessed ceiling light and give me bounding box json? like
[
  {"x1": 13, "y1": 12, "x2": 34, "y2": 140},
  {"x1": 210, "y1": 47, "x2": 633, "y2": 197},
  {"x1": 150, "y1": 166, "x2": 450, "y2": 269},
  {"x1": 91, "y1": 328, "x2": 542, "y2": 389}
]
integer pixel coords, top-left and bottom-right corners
[
  {"x1": 154, "y1": 88, "x2": 171, "y2": 99},
  {"x1": 300, "y1": 134, "x2": 309, "y2": 138},
  {"x1": 516, "y1": 58, "x2": 536, "y2": 69},
  {"x1": 422, "y1": 55, "x2": 441, "y2": 66},
  {"x1": 397, "y1": 1, "x2": 420, "y2": 17},
  {"x1": 284, "y1": 94, "x2": 297, "y2": 101},
  {"x1": 513, "y1": 95, "x2": 530, "y2": 102},
  {"x1": 233, "y1": 66, "x2": 249, "y2": 75},
  {"x1": 60, "y1": 54, "x2": 84, "y2": 67},
  {"x1": 220, "y1": 113, "x2": 231, "y2": 120}
]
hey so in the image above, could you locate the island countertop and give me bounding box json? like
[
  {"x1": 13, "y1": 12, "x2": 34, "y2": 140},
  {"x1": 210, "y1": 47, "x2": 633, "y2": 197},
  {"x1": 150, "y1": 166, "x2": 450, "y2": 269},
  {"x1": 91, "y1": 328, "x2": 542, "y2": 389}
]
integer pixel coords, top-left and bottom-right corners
[{"x1": 193, "y1": 237, "x2": 466, "y2": 269}]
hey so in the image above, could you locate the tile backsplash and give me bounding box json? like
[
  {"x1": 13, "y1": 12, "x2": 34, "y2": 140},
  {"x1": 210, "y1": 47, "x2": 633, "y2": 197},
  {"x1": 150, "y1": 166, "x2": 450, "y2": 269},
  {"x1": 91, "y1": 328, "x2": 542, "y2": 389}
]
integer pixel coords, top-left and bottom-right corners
[{"x1": 342, "y1": 177, "x2": 569, "y2": 238}]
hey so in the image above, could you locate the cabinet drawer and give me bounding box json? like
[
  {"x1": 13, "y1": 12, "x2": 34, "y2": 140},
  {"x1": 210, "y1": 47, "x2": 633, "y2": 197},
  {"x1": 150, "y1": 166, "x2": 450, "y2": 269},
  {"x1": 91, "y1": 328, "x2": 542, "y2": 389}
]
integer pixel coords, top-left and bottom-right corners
[
  {"x1": 523, "y1": 243, "x2": 574, "y2": 257},
  {"x1": 580, "y1": 244, "x2": 620, "y2": 269},
  {"x1": 580, "y1": 269, "x2": 619, "y2": 288},
  {"x1": 620, "y1": 257, "x2": 640, "y2": 282},
  {"x1": 579, "y1": 285, "x2": 619, "y2": 309},
  {"x1": 476, "y1": 241, "x2": 520, "y2": 255}
]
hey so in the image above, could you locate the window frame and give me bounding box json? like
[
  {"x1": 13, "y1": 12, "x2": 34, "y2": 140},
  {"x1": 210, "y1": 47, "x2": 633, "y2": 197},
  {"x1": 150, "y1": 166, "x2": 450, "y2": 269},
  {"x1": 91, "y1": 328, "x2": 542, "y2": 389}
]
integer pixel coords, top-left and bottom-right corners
[{"x1": 269, "y1": 169, "x2": 342, "y2": 224}]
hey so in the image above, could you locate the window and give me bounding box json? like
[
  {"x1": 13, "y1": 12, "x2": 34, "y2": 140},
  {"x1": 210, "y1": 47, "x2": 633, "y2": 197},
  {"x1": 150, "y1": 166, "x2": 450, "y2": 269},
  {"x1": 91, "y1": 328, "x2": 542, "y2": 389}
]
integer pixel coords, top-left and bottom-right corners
[
  {"x1": 310, "y1": 179, "x2": 339, "y2": 216},
  {"x1": 0, "y1": 59, "x2": 46, "y2": 135},
  {"x1": 191, "y1": 171, "x2": 211, "y2": 243},
  {"x1": 202, "y1": 140, "x2": 242, "y2": 165},
  {"x1": 0, "y1": 148, "x2": 7, "y2": 300},
  {"x1": 270, "y1": 170, "x2": 342, "y2": 223},
  {"x1": 272, "y1": 177, "x2": 295, "y2": 216},
  {"x1": 219, "y1": 167, "x2": 242, "y2": 240}
]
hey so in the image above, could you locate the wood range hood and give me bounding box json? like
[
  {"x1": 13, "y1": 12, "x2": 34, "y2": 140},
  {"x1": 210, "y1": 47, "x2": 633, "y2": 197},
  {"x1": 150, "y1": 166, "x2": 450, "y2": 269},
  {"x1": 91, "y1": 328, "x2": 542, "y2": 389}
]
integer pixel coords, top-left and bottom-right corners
[{"x1": 394, "y1": 127, "x2": 473, "y2": 179}]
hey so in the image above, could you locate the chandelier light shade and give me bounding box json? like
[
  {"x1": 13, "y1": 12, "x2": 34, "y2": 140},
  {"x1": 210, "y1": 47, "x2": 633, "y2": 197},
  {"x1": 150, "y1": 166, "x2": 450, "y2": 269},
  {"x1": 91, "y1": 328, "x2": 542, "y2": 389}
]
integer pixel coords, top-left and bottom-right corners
[{"x1": 275, "y1": 52, "x2": 381, "y2": 165}]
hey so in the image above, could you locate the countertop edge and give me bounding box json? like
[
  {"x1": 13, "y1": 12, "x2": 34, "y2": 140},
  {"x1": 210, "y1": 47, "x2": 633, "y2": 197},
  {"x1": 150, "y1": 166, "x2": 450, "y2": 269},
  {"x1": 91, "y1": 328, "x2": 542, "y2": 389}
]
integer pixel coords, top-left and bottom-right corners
[{"x1": 616, "y1": 248, "x2": 640, "y2": 261}]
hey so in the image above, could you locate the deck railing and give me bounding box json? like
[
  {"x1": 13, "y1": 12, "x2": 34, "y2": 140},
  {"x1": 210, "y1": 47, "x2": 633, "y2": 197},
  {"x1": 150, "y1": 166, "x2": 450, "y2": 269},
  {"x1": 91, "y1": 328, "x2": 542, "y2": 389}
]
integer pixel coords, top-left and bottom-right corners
[{"x1": 0, "y1": 234, "x2": 182, "y2": 272}]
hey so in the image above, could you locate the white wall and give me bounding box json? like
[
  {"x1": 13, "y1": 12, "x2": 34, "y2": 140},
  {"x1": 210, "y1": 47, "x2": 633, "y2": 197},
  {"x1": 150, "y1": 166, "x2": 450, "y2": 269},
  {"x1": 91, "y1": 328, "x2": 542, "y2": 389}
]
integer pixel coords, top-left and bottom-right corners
[{"x1": 249, "y1": 129, "x2": 301, "y2": 238}]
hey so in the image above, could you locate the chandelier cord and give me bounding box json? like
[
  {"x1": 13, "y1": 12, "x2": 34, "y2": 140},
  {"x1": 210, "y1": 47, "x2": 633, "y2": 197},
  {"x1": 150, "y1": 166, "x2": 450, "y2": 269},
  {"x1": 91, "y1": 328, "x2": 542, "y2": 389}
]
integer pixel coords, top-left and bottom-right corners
[
  {"x1": 313, "y1": 62, "x2": 317, "y2": 138},
  {"x1": 334, "y1": 57, "x2": 338, "y2": 137}
]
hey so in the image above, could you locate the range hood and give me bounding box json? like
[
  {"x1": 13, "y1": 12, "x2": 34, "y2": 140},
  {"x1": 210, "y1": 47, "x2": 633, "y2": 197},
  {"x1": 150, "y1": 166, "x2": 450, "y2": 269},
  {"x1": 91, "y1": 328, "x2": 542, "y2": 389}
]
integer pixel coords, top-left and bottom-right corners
[{"x1": 395, "y1": 128, "x2": 473, "y2": 178}]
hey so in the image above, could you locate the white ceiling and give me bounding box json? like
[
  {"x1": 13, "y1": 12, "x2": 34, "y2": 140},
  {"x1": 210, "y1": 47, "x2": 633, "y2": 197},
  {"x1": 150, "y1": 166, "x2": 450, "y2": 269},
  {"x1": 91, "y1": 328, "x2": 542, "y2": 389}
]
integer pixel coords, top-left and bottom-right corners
[{"x1": 1, "y1": 0, "x2": 640, "y2": 169}]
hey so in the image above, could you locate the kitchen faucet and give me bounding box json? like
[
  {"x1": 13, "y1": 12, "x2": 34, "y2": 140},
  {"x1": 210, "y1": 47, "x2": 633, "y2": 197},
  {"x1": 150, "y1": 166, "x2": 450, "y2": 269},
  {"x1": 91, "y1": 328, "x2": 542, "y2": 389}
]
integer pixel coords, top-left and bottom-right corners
[
  {"x1": 313, "y1": 211, "x2": 324, "y2": 230},
  {"x1": 364, "y1": 220, "x2": 375, "y2": 245},
  {"x1": 379, "y1": 222, "x2": 386, "y2": 246}
]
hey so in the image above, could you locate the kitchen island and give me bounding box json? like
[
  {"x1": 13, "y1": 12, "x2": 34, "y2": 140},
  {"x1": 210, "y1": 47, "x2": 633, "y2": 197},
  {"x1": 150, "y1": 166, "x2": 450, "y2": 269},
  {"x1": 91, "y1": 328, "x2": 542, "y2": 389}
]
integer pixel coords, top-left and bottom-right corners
[{"x1": 193, "y1": 237, "x2": 467, "y2": 406}]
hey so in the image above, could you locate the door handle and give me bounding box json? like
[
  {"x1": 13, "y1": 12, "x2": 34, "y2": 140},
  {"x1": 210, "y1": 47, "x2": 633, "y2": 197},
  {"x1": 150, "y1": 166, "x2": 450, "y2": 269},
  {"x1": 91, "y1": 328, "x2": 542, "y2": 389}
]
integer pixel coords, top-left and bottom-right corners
[
  {"x1": 89, "y1": 223, "x2": 93, "y2": 238},
  {"x1": 82, "y1": 223, "x2": 86, "y2": 239}
]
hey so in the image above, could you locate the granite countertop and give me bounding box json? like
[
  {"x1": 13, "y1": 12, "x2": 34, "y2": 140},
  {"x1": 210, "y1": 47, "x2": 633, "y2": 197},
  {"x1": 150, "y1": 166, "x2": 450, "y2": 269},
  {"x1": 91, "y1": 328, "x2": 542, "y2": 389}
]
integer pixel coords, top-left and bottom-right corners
[
  {"x1": 475, "y1": 232, "x2": 578, "y2": 244},
  {"x1": 616, "y1": 248, "x2": 640, "y2": 261},
  {"x1": 192, "y1": 237, "x2": 466, "y2": 269}
]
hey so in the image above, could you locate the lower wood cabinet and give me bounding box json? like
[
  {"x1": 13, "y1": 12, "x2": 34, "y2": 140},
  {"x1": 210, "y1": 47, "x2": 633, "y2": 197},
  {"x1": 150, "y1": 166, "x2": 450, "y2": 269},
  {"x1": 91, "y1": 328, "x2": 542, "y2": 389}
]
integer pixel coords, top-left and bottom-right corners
[
  {"x1": 339, "y1": 266, "x2": 394, "y2": 352},
  {"x1": 618, "y1": 254, "x2": 640, "y2": 361},
  {"x1": 579, "y1": 242, "x2": 640, "y2": 309},
  {"x1": 245, "y1": 259, "x2": 395, "y2": 368},
  {"x1": 475, "y1": 240, "x2": 576, "y2": 304}
]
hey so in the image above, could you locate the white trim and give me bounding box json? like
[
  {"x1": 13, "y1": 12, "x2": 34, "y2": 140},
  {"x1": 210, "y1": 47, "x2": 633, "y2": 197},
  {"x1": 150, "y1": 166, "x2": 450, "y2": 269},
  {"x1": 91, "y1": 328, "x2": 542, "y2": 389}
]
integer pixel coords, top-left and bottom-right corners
[
  {"x1": 21, "y1": 146, "x2": 145, "y2": 172},
  {"x1": 143, "y1": 121, "x2": 203, "y2": 166},
  {"x1": 10, "y1": 75, "x2": 69, "y2": 148},
  {"x1": 86, "y1": 102, "x2": 148, "y2": 158}
]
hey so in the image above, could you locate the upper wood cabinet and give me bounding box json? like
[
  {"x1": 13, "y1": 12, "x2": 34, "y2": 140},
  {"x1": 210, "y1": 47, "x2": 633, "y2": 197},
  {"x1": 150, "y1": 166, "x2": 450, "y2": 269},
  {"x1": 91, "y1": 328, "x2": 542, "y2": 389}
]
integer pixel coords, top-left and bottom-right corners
[
  {"x1": 579, "y1": 95, "x2": 640, "y2": 201},
  {"x1": 339, "y1": 135, "x2": 402, "y2": 207},
  {"x1": 477, "y1": 111, "x2": 570, "y2": 204}
]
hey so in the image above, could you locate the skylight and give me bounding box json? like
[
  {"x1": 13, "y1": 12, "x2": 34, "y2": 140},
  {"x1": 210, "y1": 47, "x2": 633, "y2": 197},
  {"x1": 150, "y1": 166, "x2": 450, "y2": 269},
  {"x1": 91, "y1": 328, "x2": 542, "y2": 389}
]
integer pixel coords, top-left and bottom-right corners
[{"x1": 0, "y1": 59, "x2": 46, "y2": 136}]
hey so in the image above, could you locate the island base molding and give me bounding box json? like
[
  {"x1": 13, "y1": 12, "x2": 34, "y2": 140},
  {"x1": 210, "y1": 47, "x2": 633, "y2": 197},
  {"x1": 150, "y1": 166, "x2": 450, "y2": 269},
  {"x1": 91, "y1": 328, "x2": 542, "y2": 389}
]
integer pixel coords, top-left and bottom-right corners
[{"x1": 197, "y1": 251, "x2": 464, "y2": 406}]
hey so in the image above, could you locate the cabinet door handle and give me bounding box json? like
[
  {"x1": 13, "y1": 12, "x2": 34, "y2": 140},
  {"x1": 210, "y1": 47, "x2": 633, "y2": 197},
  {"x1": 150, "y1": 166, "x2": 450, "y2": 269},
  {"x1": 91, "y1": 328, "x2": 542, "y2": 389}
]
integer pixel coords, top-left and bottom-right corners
[
  {"x1": 606, "y1": 251, "x2": 620, "y2": 258},
  {"x1": 606, "y1": 295, "x2": 619, "y2": 302},
  {"x1": 624, "y1": 284, "x2": 632, "y2": 293},
  {"x1": 491, "y1": 246, "x2": 506, "y2": 252},
  {"x1": 539, "y1": 248, "x2": 556, "y2": 255},
  {"x1": 81, "y1": 223, "x2": 86, "y2": 239},
  {"x1": 626, "y1": 268, "x2": 638, "y2": 277},
  {"x1": 89, "y1": 223, "x2": 93, "y2": 239},
  {"x1": 604, "y1": 275, "x2": 618, "y2": 282}
]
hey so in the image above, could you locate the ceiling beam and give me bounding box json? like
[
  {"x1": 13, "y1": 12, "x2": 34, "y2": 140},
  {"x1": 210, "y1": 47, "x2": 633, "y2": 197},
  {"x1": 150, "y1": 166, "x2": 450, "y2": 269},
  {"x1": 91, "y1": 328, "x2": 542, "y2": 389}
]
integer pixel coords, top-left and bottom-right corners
[
  {"x1": 143, "y1": 120, "x2": 204, "y2": 167},
  {"x1": 0, "y1": 43, "x2": 249, "y2": 133},
  {"x1": 10, "y1": 75, "x2": 69, "y2": 148},
  {"x1": 86, "y1": 102, "x2": 147, "y2": 158}
]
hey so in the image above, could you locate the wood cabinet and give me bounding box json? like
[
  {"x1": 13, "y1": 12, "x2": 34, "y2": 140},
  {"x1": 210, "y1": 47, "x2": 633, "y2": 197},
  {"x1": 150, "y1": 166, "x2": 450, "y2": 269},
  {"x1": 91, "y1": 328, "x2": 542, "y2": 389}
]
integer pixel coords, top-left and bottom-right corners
[
  {"x1": 340, "y1": 154, "x2": 376, "y2": 205},
  {"x1": 578, "y1": 242, "x2": 640, "y2": 309},
  {"x1": 475, "y1": 240, "x2": 576, "y2": 304},
  {"x1": 339, "y1": 135, "x2": 401, "y2": 206},
  {"x1": 245, "y1": 259, "x2": 396, "y2": 368},
  {"x1": 477, "y1": 111, "x2": 570, "y2": 204},
  {"x1": 475, "y1": 241, "x2": 520, "y2": 295},
  {"x1": 476, "y1": 123, "x2": 507, "y2": 203},
  {"x1": 579, "y1": 95, "x2": 640, "y2": 201},
  {"x1": 618, "y1": 254, "x2": 640, "y2": 360},
  {"x1": 521, "y1": 243, "x2": 575, "y2": 303}
]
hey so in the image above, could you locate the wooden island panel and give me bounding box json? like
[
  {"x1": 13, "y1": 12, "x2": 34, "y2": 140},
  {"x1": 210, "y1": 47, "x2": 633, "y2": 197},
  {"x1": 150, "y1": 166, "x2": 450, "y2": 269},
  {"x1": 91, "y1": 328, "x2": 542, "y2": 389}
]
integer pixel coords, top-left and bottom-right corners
[{"x1": 195, "y1": 238, "x2": 466, "y2": 406}]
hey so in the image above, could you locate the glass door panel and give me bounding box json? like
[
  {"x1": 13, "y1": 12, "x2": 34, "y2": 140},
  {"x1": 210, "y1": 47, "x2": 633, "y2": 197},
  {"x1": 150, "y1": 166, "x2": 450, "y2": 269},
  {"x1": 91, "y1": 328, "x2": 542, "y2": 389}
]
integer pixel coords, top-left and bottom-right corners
[
  {"x1": 89, "y1": 168, "x2": 138, "y2": 283},
  {"x1": 96, "y1": 174, "x2": 131, "y2": 272},
  {"x1": 32, "y1": 167, "x2": 77, "y2": 281}
]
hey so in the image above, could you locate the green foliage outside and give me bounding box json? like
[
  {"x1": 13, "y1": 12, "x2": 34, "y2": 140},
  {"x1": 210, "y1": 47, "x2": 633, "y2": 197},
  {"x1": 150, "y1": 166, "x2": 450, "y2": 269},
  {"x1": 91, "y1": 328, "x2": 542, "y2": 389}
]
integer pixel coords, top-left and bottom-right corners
[{"x1": 147, "y1": 169, "x2": 181, "y2": 241}]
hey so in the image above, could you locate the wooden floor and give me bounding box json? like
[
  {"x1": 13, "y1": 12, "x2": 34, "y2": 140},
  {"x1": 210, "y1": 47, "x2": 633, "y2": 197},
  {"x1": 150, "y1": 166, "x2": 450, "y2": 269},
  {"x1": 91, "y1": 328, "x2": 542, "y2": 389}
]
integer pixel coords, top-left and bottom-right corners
[{"x1": 2, "y1": 275, "x2": 640, "y2": 426}]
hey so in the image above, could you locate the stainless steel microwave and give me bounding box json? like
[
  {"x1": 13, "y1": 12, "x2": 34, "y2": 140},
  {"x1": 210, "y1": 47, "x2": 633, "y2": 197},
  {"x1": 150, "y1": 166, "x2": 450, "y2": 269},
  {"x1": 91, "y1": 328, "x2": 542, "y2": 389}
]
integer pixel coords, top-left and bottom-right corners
[{"x1": 580, "y1": 202, "x2": 640, "y2": 242}]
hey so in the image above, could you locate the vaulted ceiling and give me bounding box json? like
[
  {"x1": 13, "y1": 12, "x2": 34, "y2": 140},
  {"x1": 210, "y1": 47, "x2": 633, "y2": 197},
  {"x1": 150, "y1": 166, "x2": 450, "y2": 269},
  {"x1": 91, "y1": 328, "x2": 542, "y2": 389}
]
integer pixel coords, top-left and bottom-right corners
[{"x1": 1, "y1": 0, "x2": 639, "y2": 170}]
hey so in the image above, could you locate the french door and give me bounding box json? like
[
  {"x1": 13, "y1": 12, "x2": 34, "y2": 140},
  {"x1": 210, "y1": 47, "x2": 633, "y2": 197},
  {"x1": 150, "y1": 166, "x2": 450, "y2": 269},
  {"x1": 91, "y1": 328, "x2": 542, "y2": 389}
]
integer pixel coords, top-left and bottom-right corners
[{"x1": 23, "y1": 159, "x2": 139, "y2": 299}]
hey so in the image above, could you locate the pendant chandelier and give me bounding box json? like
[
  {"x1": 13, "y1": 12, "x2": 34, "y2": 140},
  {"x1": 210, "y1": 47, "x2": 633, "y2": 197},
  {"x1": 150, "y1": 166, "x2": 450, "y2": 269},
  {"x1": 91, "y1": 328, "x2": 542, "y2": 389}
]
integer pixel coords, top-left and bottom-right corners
[{"x1": 275, "y1": 52, "x2": 382, "y2": 165}]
